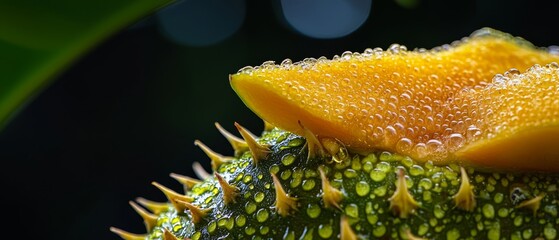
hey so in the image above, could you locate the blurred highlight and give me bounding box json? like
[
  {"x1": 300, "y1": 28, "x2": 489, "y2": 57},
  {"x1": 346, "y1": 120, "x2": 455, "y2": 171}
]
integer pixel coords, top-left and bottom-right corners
[
  {"x1": 156, "y1": 0, "x2": 376, "y2": 46},
  {"x1": 281, "y1": 0, "x2": 372, "y2": 39},
  {"x1": 157, "y1": 0, "x2": 246, "y2": 47}
]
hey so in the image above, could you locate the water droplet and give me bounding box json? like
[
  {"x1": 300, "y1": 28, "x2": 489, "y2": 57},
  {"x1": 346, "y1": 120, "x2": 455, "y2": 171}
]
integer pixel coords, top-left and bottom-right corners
[
  {"x1": 208, "y1": 220, "x2": 217, "y2": 233},
  {"x1": 281, "y1": 169, "x2": 292, "y2": 180},
  {"x1": 243, "y1": 175, "x2": 252, "y2": 183},
  {"x1": 448, "y1": 133, "x2": 465, "y2": 149},
  {"x1": 400, "y1": 93, "x2": 411, "y2": 102},
  {"x1": 318, "y1": 224, "x2": 333, "y2": 239},
  {"x1": 306, "y1": 203, "x2": 321, "y2": 218},
  {"x1": 217, "y1": 217, "x2": 227, "y2": 227},
  {"x1": 434, "y1": 204, "x2": 445, "y2": 219},
  {"x1": 245, "y1": 226, "x2": 256, "y2": 235},
  {"x1": 428, "y1": 74, "x2": 439, "y2": 81},
  {"x1": 344, "y1": 169, "x2": 358, "y2": 179},
  {"x1": 254, "y1": 192, "x2": 265, "y2": 203},
  {"x1": 261, "y1": 60, "x2": 275, "y2": 67},
  {"x1": 418, "y1": 178, "x2": 432, "y2": 190},
  {"x1": 372, "y1": 224, "x2": 386, "y2": 237},
  {"x1": 426, "y1": 139, "x2": 443, "y2": 152},
  {"x1": 281, "y1": 58, "x2": 292, "y2": 66},
  {"x1": 235, "y1": 215, "x2": 246, "y2": 227},
  {"x1": 487, "y1": 226, "x2": 500, "y2": 240},
  {"x1": 492, "y1": 74, "x2": 508, "y2": 85},
  {"x1": 388, "y1": 43, "x2": 404, "y2": 54},
  {"x1": 302, "y1": 179, "x2": 316, "y2": 191},
  {"x1": 513, "y1": 215, "x2": 523, "y2": 227},
  {"x1": 402, "y1": 156, "x2": 413, "y2": 167},
  {"x1": 270, "y1": 165, "x2": 280, "y2": 175},
  {"x1": 467, "y1": 126, "x2": 482, "y2": 139},
  {"x1": 260, "y1": 226, "x2": 270, "y2": 235},
  {"x1": 544, "y1": 224, "x2": 557, "y2": 239},
  {"x1": 245, "y1": 201, "x2": 257, "y2": 214},
  {"x1": 282, "y1": 154, "x2": 295, "y2": 166},
  {"x1": 376, "y1": 161, "x2": 392, "y2": 172},
  {"x1": 363, "y1": 48, "x2": 374, "y2": 56},
  {"x1": 410, "y1": 165, "x2": 425, "y2": 176},
  {"x1": 367, "y1": 214, "x2": 378, "y2": 225},
  {"x1": 384, "y1": 125, "x2": 398, "y2": 144},
  {"x1": 284, "y1": 230, "x2": 295, "y2": 240},
  {"x1": 238, "y1": 66, "x2": 254, "y2": 74},
  {"x1": 191, "y1": 231, "x2": 201, "y2": 240},
  {"x1": 356, "y1": 181, "x2": 371, "y2": 196},
  {"x1": 374, "y1": 185, "x2": 387, "y2": 196},
  {"x1": 256, "y1": 208, "x2": 269, "y2": 222},
  {"x1": 345, "y1": 203, "x2": 359, "y2": 218},
  {"x1": 341, "y1": 51, "x2": 353, "y2": 60},
  {"x1": 482, "y1": 204, "x2": 495, "y2": 219},
  {"x1": 505, "y1": 68, "x2": 520, "y2": 76},
  {"x1": 370, "y1": 169, "x2": 386, "y2": 182},
  {"x1": 303, "y1": 57, "x2": 317, "y2": 64},
  {"x1": 317, "y1": 56, "x2": 328, "y2": 62},
  {"x1": 225, "y1": 217, "x2": 234, "y2": 230},
  {"x1": 414, "y1": 143, "x2": 427, "y2": 158},
  {"x1": 544, "y1": 205, "x2": 557, "y2": 217},
  {"x1": 290, "y1": 177, "x2": 302, "y2": 188},
  {"x1": 379, "y1": 151, "x2": 392, "y2": 161},
  {"x1": 523, "y1": 229, "x2": 533, "y2": 239},
  {"x1": 446, "y1": 228, "x2": 460, "y2": 240},
  {"x1": 497, "y1": 208, "x2": 508, "y2": 218},
  {"x1": 493, "y1": 192, "x2": 504, "y2": 204}
]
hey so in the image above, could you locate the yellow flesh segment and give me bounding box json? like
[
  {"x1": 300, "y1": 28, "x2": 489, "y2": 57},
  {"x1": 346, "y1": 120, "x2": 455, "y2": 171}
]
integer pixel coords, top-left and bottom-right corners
[{"x1": 230, "y1": 29, "x2": 559, "y2": 171}]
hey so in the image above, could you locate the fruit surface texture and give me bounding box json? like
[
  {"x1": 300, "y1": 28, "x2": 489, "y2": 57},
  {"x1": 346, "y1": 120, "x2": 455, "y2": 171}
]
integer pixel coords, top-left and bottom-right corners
[{"x1": 112, "y1": 28, "x2": 559, "y2": 240}]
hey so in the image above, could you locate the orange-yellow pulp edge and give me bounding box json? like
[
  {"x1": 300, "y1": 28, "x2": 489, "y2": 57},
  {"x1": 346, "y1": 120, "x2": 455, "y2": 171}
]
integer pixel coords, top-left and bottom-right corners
[{"x1": 230, "y1": 28, "x2": 559, "y2": 172}]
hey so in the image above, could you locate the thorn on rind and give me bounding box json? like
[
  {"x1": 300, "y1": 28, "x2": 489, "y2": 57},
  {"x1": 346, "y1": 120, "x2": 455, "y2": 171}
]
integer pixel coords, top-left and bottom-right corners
[
  {"x1": 170, "y1": 173, "x2": 201, "y2": 192},
  {"x1": 129, "y1": 201, "x2": 158, "y2": 231},
  {"x1": 192, "y1": 162, "x2": 211, "y2": 180},
  {"x1": 298, "y1": 121, "x2": 326, "y2": 160},
  {"x1": 234, "y1": 122, "x2": 270, "y2": 164},
  {"x1": 453, "y1": 167, "x2": 476, "y2": 211},
  {"x1": 318, "y1": 166, "x2": 343, "y2": 210},
  {"x1": 389, "y1": 168, "x2": 419, "y2": 218},
  {"x1": 194, "y1": 140, "x2": 234, "y2": 170},
  {"x1": 320, "y1": 137, "x2": 349, "y2": 163},
  {"x1": 215, "y1": 172, "x2": 239, "y2": 205},
  {"x1": 152, "y1": 182, "x2": 193, "y2": 212},
  {"x1": 516, "y1": 194, "x2": 545, "y2": 216},
  {"x1": 136, "y1": 197, "x2": 168, "y2": 215},
  {"x1": 215, "y1": 122, "x2": 248, "y2": 156},
  {"x1": 110, "y1": 227, "x2": 145, "y2": 240},
  {"x1": 404, "y1": 228, "x2": 428, "y2": 240},
  {"x1": 271, "y1": 173, "x2": 298, "y2": 217},
  {"x1": 340, "y1": 216, "x2": 358, "y2": 240},
  {"x1": 163, "y1": 229, "x2": 180, "y2": 240},
  {"x1": 176, "y1": 200, "x2": 210, "y2": 224}
]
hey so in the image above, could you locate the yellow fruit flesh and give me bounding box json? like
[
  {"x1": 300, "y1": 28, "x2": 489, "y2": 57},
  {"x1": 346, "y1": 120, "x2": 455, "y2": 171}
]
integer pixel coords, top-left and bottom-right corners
[
  {"x1": 231, "y1": 29, "x2": 559, "y2": 171},
  {"x1": 457, "y1": 126, "x2": 559, "y2": 172}
]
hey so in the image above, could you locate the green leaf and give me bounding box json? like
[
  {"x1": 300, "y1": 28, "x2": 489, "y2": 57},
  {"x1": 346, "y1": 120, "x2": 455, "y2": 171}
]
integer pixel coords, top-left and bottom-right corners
[{"x1": 0, "y1": 0, "x2": 174, "y2": 129}]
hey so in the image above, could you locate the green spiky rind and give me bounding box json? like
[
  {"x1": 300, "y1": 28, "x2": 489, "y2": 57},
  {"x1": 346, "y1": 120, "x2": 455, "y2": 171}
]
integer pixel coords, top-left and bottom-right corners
[{"x1": 146, "y1": 128, "x2": 559, "y2": 240}]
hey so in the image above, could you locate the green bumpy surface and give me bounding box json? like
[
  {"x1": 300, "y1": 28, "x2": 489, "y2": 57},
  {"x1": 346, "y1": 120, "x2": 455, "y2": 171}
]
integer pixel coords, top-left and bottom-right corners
[{"x1": 147, "y1": 128, "x2": 558, "y2": 240}]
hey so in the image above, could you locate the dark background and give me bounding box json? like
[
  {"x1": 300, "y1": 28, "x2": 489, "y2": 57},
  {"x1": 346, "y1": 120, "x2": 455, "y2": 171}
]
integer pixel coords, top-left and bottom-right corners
[{"x1": 3, "y1": 0, "x2": 559, "y2": 239}]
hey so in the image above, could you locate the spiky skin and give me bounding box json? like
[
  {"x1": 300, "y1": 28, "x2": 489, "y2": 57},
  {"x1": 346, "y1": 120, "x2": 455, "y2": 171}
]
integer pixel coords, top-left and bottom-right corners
[
  {"x1": 137, "y1": 128, "x2": 558, "y2": 240},
  {"x1": 113, "y1": 28, "x2": 559, "y2": 240}
]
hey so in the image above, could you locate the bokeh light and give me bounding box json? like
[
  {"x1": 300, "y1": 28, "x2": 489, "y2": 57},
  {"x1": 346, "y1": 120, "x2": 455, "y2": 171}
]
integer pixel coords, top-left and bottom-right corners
[
  {"x1": 280, "y1": 0, "x2": 372, "y2": 39},
  {"x1": 157, "y1": 0, "x2": 246, "y2": 46}
]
